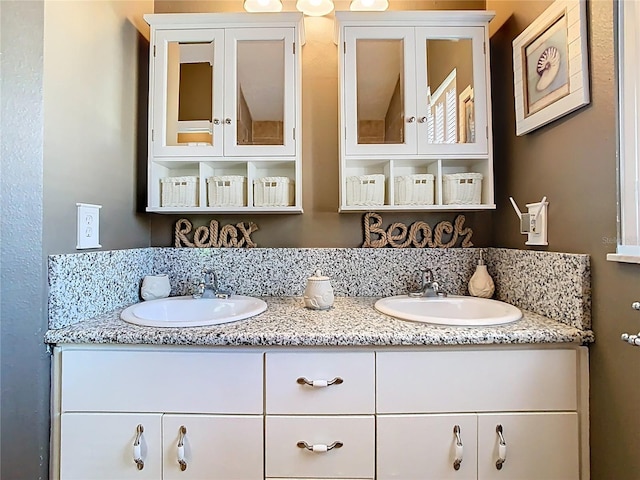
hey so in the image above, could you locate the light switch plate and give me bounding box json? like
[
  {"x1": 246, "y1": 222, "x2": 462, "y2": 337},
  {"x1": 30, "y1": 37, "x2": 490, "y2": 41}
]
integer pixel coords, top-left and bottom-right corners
[
  {"x1": 524, "y1": 201, "x2": 548, "y2": 246},
  {"x1": 76, "y1": 203, "x2": 102, "y2": 249}
]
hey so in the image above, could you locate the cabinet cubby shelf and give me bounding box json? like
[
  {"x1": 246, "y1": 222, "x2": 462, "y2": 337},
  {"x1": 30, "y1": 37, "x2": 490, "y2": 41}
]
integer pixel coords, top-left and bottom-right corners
[{"x1": 339, "y1": 204, "x2": 496, "y2": 213}]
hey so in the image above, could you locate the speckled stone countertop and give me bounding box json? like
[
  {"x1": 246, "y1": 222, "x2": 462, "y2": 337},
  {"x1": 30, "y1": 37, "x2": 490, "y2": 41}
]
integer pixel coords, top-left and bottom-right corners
[{"x1": 44, "y1": 297, "x2": 594, "y2": 347}]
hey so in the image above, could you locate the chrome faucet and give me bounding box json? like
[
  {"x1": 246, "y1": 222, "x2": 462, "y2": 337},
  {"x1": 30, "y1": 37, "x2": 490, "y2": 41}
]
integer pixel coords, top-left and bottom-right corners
[
  {"x1": 408, "y1": 268, "x2": 447, "y2": 298},
  {"x1": 193, "y1": 268, "x2": 230, "y2": 299}
]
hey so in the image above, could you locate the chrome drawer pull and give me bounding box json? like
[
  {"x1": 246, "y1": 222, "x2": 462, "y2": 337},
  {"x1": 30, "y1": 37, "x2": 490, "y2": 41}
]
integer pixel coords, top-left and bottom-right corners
[
  {"x1": 297, "y1": 440, "x2": 343, "y2": 452},
  {"x1": 495, "y1": 424, "x2": 507, "y2": 470},
  {"x1": 632, "y1": 301, "x2": 640, "y2": 311},
  {"x1": 296, "y1": 376, "x2": 343, "y2": 387},
  {"x1": 177, "y1": 426, "x2": 187, "y2": 471},
  {"x1": 133, "y1": 424, "x2": 144, "y2": 470},
  {"x1": 453, "y1": 425, "x2": 463, "y2": 470}
]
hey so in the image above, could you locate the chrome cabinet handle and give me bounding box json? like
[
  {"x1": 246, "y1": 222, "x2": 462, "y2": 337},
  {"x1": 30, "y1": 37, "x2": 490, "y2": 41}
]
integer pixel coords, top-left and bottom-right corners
[
  {"x1": 296, "y1": 376, "x2": 343, "y2": 388},
  {"x1": 418, "y1": 116, "x2": 428, "y2": 123},
  {"x1": 213, "y1": 118, "x2": 220, "y2": 125},
  {"x1": 297, "y1": 440, "x2": 343, "y2": 452},
  {"x1": 632, "y1": 301, "x2": 640, "y2": 311},
  {"x1": 453, "y1": 425, "x2": 463, "y2": 470},
  {"x1": 224, "y1": 118, "x2": 232, "y2": 125},
  {"x1": 407, "y1": 116, "x2": 416, "y2": 123},
  {"x1": 495, "y1": 424, "x2": 507, "y2": 470},
  {"x1": 133, "y1": 424, "x2": 144, "y2": 470},
  {"x1": 177, "y1": 426, "x2": 187, "y2": 471}
]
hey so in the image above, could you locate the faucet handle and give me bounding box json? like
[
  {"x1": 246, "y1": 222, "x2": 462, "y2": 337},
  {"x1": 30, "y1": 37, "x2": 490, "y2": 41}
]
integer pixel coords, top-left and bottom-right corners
[{"x1": 192, "y1": 281, "x2": 205, "y2": 299}]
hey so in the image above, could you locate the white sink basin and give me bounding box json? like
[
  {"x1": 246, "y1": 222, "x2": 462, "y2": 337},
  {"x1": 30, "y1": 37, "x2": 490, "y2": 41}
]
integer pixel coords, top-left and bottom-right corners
[
  {"x1": 374, "y1": 295, "x2": 522, "y2": 326},
  {"x1": 120, "y1": 295, "x2": 267, "y2": 328}
]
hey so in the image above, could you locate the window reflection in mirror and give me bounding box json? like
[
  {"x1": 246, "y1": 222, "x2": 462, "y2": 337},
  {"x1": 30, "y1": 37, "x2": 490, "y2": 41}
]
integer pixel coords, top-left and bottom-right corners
[
  {"x1": 356, "y1": 39, "x2": 405, "y2": 144},
  {"x1": 425, "y1": 38, "x2": 474, "y2": 144},
  {"x1": 236, "y1": 40, "x2": 285, "y2": 146},
  {"x1": 167, "y1": 41, "x2": 214, "y2": 146}
]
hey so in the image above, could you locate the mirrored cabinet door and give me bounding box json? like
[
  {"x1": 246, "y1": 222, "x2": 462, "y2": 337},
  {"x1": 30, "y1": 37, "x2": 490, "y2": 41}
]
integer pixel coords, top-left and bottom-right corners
[
  {"x1": 415, "y1": 26, "x2": 488, "y2": 155},
  {"x1": 343, "y1": 27, "x2": 417, "y2": 156},
  {"x1": 153, "y1": 29, "x2": 224, "y2": 157},
  {"x1": 224, "y1": 28, "x2": 296, "y2": 157}
]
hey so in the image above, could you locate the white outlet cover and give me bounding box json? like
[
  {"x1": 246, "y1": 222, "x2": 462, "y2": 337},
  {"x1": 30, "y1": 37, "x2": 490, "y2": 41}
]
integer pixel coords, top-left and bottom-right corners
[
  {"x1": 76, "y1": 203, "x2": 102, "y2": 249},
  {"x1": 525, "y1": 201, "x2": 548, "y2": 246}
]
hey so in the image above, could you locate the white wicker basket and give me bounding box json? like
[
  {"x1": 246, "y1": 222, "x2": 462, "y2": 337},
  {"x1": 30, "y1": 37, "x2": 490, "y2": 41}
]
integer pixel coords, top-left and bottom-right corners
[
  {"x1": 443, "y1": 172, "x2": 483, "y2": 205},
  {"x1": 254, "y1": 177, "x2": 294, "y2": 207},
  {"x1": 346, "y1": 174, "x2": 385, "y2": 206},
  {"x1": 394, "y1": 174, "x2": 435, "y2": 205},
  {"x1": 207, "y1": 176, "x2": 246, "y2": 207},
  {"x1": 160, "y1": 176, "x2": 198, "y2": 207}
]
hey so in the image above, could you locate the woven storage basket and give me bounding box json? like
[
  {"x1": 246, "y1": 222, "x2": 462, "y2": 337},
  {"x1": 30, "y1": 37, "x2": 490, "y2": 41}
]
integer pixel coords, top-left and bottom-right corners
[
  {"x1": 254, "y1": 177, "x2": 294, "y2": 207},
  {"x1": 394, "y1": 174, "x2": 435, "y2": 205},
  {"x1": 207, "y1": 176, "x2": 246, "y2": 207},
  {"x1": 443, "y1": 172, "x2": 483, "y2": 204},
  {"x1": 160, "y1": 176, "x2": 198, "y2": 207},
  {"x1": 345, "y1": 174, "x2": 385, "y2": 206}
]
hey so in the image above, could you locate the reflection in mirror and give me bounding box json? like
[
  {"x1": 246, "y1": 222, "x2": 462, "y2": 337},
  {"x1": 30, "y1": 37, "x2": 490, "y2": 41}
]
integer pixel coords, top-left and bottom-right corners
[
  {"x1": 356, "y1": 39, "x2": 404, "y2": 144},
  {"x1": 237, "y1": 40, "x2": 285, "y2": 146},
  {"x1": 425, "y1": 38, "x2": 473, "y2": 144},
  {"x1": 167, "y1": 41, "x2": 214, "y2": 146}
]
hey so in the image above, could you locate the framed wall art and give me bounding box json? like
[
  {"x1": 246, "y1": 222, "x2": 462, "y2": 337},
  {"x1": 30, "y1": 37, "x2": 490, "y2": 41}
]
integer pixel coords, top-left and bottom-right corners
[{"x1": 512, "y1": 0, "x2": 590, "y2": 136}]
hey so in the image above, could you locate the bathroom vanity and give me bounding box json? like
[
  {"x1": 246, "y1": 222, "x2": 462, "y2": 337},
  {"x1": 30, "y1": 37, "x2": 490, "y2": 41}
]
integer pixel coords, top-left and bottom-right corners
[{"x1": 47, "y1": 297, "x2": 591, "y2": 480}]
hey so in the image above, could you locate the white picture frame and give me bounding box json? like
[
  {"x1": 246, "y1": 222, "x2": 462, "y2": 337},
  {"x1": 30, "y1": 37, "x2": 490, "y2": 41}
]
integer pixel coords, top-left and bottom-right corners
[{"x1": 512, "y1": 0, "x2": 590, "y2": 136}]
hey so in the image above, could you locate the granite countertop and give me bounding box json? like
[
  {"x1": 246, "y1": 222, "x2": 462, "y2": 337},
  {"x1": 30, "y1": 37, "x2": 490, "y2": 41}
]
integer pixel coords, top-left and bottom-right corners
[{"x1": 44, "y1": 297, "x2": 594, "y2": 347}]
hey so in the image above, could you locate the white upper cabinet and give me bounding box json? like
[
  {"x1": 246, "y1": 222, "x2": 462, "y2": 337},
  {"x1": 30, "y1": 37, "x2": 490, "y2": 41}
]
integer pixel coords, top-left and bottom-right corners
[
  {"x1": 144, "y1": 13, "x2": 304, "y2": 213},
  {"x1": 336, "y1": 11, "x2": 495, "y2": 212}
]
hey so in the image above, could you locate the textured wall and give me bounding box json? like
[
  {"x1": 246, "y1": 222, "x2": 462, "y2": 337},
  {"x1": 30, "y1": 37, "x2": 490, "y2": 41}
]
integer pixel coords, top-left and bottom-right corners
[
  {"x1": 42, "y1": 0, "x2": 152, "y2": 255},
  {"x1": 149, "y1": 0, "x2": 492, "y2": 247},
  {"x1": 0, "y1": 2, "x2": 50, "y2": 478},
  {"x1": 487, "y1": 0, "x2": 640, "y2": 477}
]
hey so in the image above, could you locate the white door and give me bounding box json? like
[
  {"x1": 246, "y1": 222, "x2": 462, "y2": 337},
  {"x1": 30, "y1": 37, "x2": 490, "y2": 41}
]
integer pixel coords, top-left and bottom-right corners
[
  {"x1": 59, "y1": 413, "x2": 162, "y2": 480},
  {"x1": 163, "y1": 414, "x2": 263, "y2": 480},
  {"x1": 343, "y1": 26, "x2": 418, "y2": 156},
  {"x1": 224, "y1": 27, "x2": 296, "y2": 157},
  {"x1": 152, "y1": 28, "x2": 225, "y2": 157},
  {"x1": 377, "y1": 414, "x2": 477, "y2": 480},
  {"x1": 477, "y1": 412, "x2": 580, "y2": 480}
]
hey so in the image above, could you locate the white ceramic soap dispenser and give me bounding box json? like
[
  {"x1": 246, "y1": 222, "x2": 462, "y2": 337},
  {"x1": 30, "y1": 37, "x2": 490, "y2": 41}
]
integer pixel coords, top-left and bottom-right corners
[
  {"x1": 303, "y1": 270, "x2": 334, "y2": 310},
  {"x1": 468, "y1": 251, "x2": 495, "y2": 298}
]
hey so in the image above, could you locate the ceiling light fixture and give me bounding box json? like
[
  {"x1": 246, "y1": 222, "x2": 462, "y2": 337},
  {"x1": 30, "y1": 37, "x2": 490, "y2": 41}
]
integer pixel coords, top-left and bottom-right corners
[
  {"x1": 350, "y1": 0, "x2": 388, "y2": 11},
  {"x1": 296, "y1": 0, "x2": 335, "y2": 16},
  {"x1": 244, "y1": 0, "x2": 283, "y2": 12}
]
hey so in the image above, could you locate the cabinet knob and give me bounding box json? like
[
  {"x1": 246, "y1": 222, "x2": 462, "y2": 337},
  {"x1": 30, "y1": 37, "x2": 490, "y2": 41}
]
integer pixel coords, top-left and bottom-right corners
[
  {"x1": 225, "y1": 118, "x2": 232, "y2": 125},
  {"x1": 133, "y1": 424, "x2": 144, "y2": 471},
  {"x1": 453, "y1": 425, "x2": 463, "y2": 470},
  {"x1": 213, "y1": 118, "x2": 221, "y2": 125},
  {"x1": 406, "y1": 116, "x2": 416, "y2": 123},
  {"x1": 297, "y1": 440, "x2": 343, "y2": 452},
  {"x1": 418, "y1": 116, "x2": 428, "y2": 123},
  {"x1": 177, "y1": 426, "x2": 187, "y2": 471},
  {"x1": 296, "y1": 376, "x2": 343, "y2": 387},
  {"x1": 495, "y1": 424, "x2": 507, "y2": 470},
  {"x1": 632, "y1": 301, "x2": 640, "y2": 311}
]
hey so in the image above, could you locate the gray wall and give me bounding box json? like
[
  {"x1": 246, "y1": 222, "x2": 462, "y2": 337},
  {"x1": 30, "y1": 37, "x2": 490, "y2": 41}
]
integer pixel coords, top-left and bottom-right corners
[
  {"x1": 1, "y1": 1, "x2": 152, "y2": 477},
  {"x1": 488, "y1": 0, "x2": 640, "y2": 478},
  {"x1": 1, "y1": 2, "x2": 49, "y2": 478}
]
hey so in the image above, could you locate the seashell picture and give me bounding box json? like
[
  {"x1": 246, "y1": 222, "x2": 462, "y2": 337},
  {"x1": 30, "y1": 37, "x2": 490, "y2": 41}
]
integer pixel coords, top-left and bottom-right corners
[{"x1": 524, "y1": 14, "x2": 570, "y2": 116}]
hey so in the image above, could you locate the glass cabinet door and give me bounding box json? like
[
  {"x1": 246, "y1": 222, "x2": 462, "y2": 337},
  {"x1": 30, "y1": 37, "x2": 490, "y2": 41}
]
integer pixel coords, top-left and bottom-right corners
[
  {"x1": 343, "y1": 27, "x2": 417, "y2": 156},
  {"x1": 415, "y1": 26, "x2": 489, "y2": 155},
  {"x1": 224, "y1": 28, "x2": 296, "y2": 157},
  {"x1": 152, "y1": 29, "x2": 224, "y2": 157}
]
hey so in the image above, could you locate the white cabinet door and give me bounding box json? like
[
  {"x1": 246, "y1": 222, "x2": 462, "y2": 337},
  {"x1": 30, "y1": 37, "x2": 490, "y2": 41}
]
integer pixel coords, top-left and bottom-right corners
[
  {"x1": 224, "y1": 27, "x2": 297, "y2": 157},
  {"x1": 477, "y1": 412, "x2": 580, "y2": 480},
  {"x1": 163, "y1": 414, "x2": 263, "y2": 480},
  {"x1": 152, "y1": 28, "x2": 225, "y2": 158},
  {"x1": 59, "y1": 413, "x2": 162, "y2": 480},
  {"x1": 377, "y1": 414, "x2": 477, "y2": 480},
  {"x1": 343, "y1": 26, "x2": 417, "y2": 156}
]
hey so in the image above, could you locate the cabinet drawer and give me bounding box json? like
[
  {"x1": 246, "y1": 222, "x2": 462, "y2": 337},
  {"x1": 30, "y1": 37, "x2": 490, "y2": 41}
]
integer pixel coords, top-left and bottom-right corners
[
  {"x1": 266, "y1": 352, "x2": 375, "y2": 414},
  {"x1": 377, "y1": 349, "x2": 577, "y2": 413},
  {"x1": 266, "y1": 415, "x2": 375, "y2": 479},
  {"x1": 61, "y1": 349, "x2": 263, "y2": 413}
]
